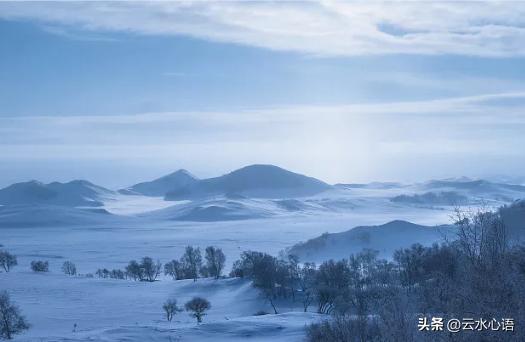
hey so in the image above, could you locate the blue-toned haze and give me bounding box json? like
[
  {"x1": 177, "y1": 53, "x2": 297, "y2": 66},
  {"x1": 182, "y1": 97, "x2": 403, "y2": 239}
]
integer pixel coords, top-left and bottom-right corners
[{"x1": 0, "y1": 1, "x2": 524, "y2": 188}]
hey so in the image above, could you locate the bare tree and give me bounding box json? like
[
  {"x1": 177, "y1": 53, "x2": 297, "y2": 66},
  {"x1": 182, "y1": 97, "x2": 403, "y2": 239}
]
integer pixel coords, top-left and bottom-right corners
[
  {"x1": 299, "y1": 262, "x2": 316, "y2": 312},
  {"x1": 61, "y1": 261, "x2": 77, "y2": 276},
  {"x1": 204, "y1": 246, "x2": 226, "y2": 279},
  {"x1": 125, "y1": 260, "x2": 143, "y2": 281},
  {"x1": 314, "y1": 260, "x2": 350, "y2": 314},
  {"x1": 162, "y1": 299, "x2": 182, "y2": 322},
  {"x1": 181, "y1": 246, "x2": 202, "y2": 281},
  {"x1": 0, "y1": 251, "x2": 17, "y2": 273},
  {"x1": 286, "y1": 254, "x2": 300, "y2": 301},
  {"x1": 250, "y1": 254, "x2": 281, "y2": 314},
  {"x1": 0, "y1": 291, "x2": 29, "y2": 340},
  {"x1": 164, "y1": 260, "x2": 183, "y2": 280},
  {"x1": 185, "y1": 297, "x2": 211, "y2": 323},
  {"x1": 452, "y1": 206, "x2": 508, "y2": 269},
  {"x1": 141, "y1": 257, "x2": 161, "y2": 282}
]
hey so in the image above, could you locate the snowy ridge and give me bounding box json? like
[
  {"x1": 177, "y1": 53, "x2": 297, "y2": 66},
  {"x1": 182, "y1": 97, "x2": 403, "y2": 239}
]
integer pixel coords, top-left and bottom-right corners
[{"x1": 287, "y1": 220, "x2": 455, "y2": 262}]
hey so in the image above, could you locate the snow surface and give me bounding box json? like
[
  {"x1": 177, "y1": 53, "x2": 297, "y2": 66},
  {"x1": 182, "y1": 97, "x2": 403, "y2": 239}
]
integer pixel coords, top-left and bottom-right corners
[{"x1": 1, "y1": 272, "x2": 323, "y2": 341}]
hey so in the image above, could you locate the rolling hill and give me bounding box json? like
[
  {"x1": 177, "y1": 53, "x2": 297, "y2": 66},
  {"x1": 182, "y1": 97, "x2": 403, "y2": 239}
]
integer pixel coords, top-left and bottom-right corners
[
  {"x1": 287, "y1": 220, "x2": 454, "y2": 262},
  {"x1": 0, "y1": 180, "x2": 114, "y2": 207}
]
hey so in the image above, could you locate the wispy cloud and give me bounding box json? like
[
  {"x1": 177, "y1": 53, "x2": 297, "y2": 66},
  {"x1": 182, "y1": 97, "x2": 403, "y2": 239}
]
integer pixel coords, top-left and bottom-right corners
[
  {"x1": 40, "y1": 25, "x2": 118, "y2": 42},
  {"x1": 1, "y1": 1, "x2": 525, "y2": 57},
  {"x1": 1, "y1": 92, "x2": 524, "y2": 183}
]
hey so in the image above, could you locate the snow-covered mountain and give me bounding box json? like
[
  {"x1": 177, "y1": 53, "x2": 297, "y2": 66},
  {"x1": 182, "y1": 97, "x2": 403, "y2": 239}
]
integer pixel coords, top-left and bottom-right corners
[
  {"x1": 287, "y1": 220, "x2": 455, "y2": 262},
  {"x1": 119, "y1": 169, "x2": 198, "y2": 196},
  {"x1": 165, "y1": 164, "x2": 332, "y2": 200},
  {"x1": 0, "y1": 180, "x2": 114, "y2": 207}
]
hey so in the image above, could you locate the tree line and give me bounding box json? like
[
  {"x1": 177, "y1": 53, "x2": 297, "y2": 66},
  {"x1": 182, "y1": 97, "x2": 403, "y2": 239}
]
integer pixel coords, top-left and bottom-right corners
[{"x1": 301, "y1": 207, "x2": 525, "y2": 341}]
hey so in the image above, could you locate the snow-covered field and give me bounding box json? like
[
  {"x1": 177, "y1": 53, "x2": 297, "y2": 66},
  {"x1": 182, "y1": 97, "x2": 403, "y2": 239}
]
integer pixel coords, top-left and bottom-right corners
[
  {"x1": 2, "y1": 200, "x2": 452, "y2": 273},
  {"x1": 2, "y1": 172, "x2": 522, "y2": 341},
  {"x1": 1, "y1": 272, "x2": 323, "y2": 341},
  {"x1": 1, "y1": 193, "x2": 455, "y2": 341}
]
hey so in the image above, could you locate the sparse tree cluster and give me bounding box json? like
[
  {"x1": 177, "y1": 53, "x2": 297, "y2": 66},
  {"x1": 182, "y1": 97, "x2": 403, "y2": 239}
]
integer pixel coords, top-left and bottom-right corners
[
  {"x1": 94, "y1": 257, "x2": 161, "y2": 282},
  {"x1": 164, "y1": 246, "x2": 225, "y2": 281},
  {"x1": 124, "y1": 257, "x2": 161, "y2": 281},
  {"x1": 230, "y1": 251, "x2": 307, "y2": 314},
  {"x1": 161, "y1": 296, "x2": 211, "y2": 323},
  {"x1": 95, "y1": 268, "x2": 126, "y2": 279}
]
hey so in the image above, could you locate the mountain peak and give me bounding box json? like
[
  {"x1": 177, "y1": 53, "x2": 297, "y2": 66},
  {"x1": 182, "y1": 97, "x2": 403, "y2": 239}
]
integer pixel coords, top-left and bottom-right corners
[
  {"x1": 227, "y1": 164, "x2": 288, "y2": 175},
  {"x1": 120, "y1": 169, "x2": 198, "y2": 196},
  {"x1": 165, "y1": 169, "x2": 197, "y2": 179}
]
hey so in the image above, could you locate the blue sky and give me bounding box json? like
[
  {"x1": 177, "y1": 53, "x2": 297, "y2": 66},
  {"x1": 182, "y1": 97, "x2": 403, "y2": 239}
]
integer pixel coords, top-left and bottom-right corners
[{"x1": 1, "y1": 2, "x2": 525, "y2": 187}]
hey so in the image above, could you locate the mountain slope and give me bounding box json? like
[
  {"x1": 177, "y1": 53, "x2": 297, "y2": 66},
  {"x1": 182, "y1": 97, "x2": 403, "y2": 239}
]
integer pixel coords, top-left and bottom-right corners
[
  {"x1": 0, "y1": 180, "x2": 113, "y2": 207},
  {"x1": 0, "y1": 204, "x2": 117, "y2": 228},
  {"x1": 165, "y1": 164, "x2": 332, "y2": 200},
  {"x1": 287, "y1": 220, "x2": 454, "y2": 262},
  {"x1": 422, "y1": 179, "x2": 525, "y2": 202},
  {"x1": 120, "y1": 169, "x2": 198, "y2": 196}
]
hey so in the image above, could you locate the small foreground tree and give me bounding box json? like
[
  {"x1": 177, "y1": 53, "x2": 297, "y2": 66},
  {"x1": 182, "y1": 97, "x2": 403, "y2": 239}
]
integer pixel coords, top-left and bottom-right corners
[
  {"x1": 162, "y1": 299, "x2": 182, "y2": 322},
  {"x1": 185, "y1": 297, "x2": 211, "y2": 323},
  {"x1": 0, "y1": 291, "x2": 30, "y2": 340}
]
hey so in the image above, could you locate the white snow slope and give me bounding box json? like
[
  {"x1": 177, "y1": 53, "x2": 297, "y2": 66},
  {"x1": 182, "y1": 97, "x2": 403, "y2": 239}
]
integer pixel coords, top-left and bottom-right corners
[{"x1": 1, "y1": 272, "x2": 323, "y2": 341}]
